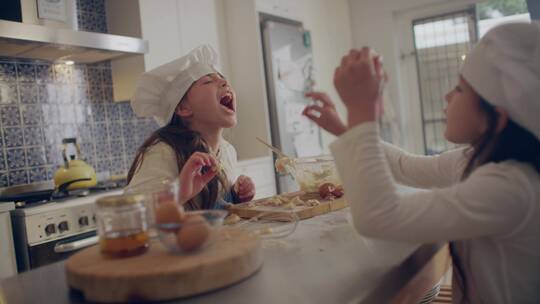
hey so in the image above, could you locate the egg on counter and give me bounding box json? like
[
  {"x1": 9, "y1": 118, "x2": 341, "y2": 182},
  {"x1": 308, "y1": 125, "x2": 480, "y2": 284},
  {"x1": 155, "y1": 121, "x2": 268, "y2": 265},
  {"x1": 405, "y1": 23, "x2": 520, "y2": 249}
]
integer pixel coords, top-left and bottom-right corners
[
  {"x1": 176, "y1": 215, "x2": 210, "y2": 252},
  {"x1": 154, "y1": 200, "x2": 184, "y2": 232}
]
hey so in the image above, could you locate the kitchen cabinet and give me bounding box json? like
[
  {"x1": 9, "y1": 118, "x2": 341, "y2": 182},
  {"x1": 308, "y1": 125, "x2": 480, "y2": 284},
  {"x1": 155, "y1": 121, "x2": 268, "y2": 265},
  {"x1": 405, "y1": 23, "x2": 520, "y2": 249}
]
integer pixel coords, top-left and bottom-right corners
[
  {"x1": 106, "y1": 0, "x2": 228, "y2": 102},
  {"x1": 0, "y1": 203, "x2": 17, "y2": 279}
]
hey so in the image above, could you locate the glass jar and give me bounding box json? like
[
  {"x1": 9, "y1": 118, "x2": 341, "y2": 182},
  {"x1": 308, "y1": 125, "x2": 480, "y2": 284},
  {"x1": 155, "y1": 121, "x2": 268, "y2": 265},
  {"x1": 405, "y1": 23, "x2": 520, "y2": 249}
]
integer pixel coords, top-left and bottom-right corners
[{"x1": 96, "y1": 194, "x2": 150, "y2": 258}]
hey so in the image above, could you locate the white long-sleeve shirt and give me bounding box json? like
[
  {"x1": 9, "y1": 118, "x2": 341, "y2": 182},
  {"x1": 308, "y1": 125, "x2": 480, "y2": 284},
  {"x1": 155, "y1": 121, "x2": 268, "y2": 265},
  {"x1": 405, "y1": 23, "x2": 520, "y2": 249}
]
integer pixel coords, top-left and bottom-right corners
[
  {"x1": 125, "y1": 140, "x2": 239, "y2": 196},
  {"x1": 330, "y1": 122, "x2": 540, "y2": 304}
]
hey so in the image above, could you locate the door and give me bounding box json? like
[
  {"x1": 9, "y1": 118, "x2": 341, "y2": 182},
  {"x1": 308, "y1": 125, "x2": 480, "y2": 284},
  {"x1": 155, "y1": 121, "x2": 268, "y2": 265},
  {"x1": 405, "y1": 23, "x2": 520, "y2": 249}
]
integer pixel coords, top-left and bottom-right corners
[{"x1": 261, "y1": 17, "x2": 322, "y2": 193}]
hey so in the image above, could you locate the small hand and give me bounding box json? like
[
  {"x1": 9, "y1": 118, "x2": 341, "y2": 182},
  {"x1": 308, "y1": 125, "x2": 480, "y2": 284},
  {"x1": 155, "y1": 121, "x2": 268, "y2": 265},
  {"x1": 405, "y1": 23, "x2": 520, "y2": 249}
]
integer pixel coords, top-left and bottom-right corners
[
  {"x1": 302, "y1": 91, "x2": 347, "y2": 136},
  {"x1": 233, "y1": 175, "x2": 256, "y2": 203},
  {"x1": 178, "y1": 152, "x2": 218, "y2": 204},
  {"x1": 333, "y1": 47, "x2": 386, "y2": 127}
]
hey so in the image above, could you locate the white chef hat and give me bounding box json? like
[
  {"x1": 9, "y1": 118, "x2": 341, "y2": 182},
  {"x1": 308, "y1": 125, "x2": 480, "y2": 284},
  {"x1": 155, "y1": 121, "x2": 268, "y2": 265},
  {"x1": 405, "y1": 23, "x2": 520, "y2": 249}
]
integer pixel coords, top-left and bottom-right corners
[
  {"x1": 461, "y1": 21, "x2": 540, "y2": 141},
  {"x1": 131, "y1": 44, "x2": 221, "y2": 127}
]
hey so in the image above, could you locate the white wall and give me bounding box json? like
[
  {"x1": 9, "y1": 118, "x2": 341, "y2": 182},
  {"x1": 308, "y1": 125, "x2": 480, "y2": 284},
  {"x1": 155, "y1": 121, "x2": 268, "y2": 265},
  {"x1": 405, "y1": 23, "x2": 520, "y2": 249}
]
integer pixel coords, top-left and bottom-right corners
[
  {"x1": 224, "y1": 0, "x2": 353, "y2": 160},
  {"x1": 302, "y1": 0, "x2": 353, "y2": 152},
  {"x1": 348, "y1": 0, "x2": 480, "y2": 153}
]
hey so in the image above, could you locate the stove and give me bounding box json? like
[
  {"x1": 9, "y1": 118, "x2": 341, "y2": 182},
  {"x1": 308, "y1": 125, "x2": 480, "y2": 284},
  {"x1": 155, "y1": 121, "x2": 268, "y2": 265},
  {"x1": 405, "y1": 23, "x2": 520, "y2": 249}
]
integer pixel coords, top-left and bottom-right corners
[{"x1": 10, "y1": 187, "x2": 124, "y2": 272}]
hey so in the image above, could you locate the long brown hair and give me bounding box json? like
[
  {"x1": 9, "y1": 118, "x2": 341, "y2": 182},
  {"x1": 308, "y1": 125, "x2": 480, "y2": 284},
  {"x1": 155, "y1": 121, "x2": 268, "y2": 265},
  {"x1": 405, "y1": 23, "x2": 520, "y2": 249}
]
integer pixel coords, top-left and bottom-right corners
[
  {"x1": 451, "y1": 97, "x2": 540, "y2": 302},
  {"x1": 127, "y1": 102, "x2": 229, "y2": 210}
]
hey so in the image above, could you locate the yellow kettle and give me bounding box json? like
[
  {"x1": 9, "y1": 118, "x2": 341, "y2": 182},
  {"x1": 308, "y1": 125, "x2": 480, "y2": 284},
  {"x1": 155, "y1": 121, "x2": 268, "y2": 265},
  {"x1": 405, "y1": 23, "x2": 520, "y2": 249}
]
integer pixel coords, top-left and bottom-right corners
[{"x1": 54, "y1": 138, "x2": 97, "y2": 192}]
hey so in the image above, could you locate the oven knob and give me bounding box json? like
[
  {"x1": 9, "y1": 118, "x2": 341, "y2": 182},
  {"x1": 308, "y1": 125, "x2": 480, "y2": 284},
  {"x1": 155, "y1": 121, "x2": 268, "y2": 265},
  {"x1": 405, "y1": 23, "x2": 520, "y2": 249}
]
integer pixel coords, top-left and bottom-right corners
[
  {"x1": 58, "y1": 221, "x2": 69, "y2": 232},
  {"x1": 45, "y1": 223, "x2": 56, "y2": 235},
  {"x1": 79, "y1": 216, "x2": 89, "y2": 226}
]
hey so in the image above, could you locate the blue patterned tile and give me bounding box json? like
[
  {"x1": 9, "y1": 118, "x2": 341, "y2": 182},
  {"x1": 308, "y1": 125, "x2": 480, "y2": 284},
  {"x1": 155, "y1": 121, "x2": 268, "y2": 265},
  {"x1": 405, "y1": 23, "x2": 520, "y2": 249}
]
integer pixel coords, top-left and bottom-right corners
[
  {"x1": 101, "y1": 67, "x2": 112, "y2": 84},
  {"x1": 37, "y1": 84, "x2": 50, "y2": 103},
  {"x1": 28, "y1": 166, "x2": 48, "y2": 183},
  {"x1": 0, "y1": 62, "x2": 17, "y2": 81},
  {"x1": 77, "y1": 0, "x2": 91, "y2": 12},
  {"x1": 108, "y1": 122, "x2": 123, "y2": 141},
  {"x1": 80, "y1": 142, "x2": 95, "y2": 162},
  {"x1": 0, "y1": 150, "x2": 6, "y2": 171},
  {"x1": 46, "y1": 166, "x2": 55, "y2": 181},
  {"x1": 0, "y1": 81, "x2": 19, "y2": 104},
  {"x1": 74, "y1": 85, "x2": 88, "y2": 104},
  {"x1": 96, "y1": 160, "x2": 111, "y2": 175},
  {"x1": 106, "y1": 103, "x2": 120, "y2": 122},
  {"x1": 6, "y1": 148, "x2": 26, "y2": 169},
  {"x1": 95, "y1": 140, "x2": 111, "y2": 159},
  {"x1": 121, "y1": 103, "x2": 136, "y2": 121},
  {"x1": 58, "y1": 105, "x2": 76, "y2": 123},
  {"x1": 23, "y1": 127, "x2": 44, "y2": 146},
  {"x1": 43, "y1": 125, "x2": 62, "y2": 145},
  {"x1": 18, "y1": 83, "x2": 38, "y2": 104},
  {"x1": 45, "y1": 144, "x2": 61, "y2": 165},
  {"x1": 78, "y1": 123, "x2": 94, "y2": 143},
  {"x1": 3, "y1": 127, "x2": 24, "y2": 147},
  {"x1": 102, "y1": 85, "x2": 113, "y2": 102},
  {"x1": 21, "y1": 105, "x2": 43, "y2": 125},
  {"x1": 0, "y1": 172, "x2": 8, "y2": 187},
  {"x1": 110, "y1": 140, "x2": 124, "y2": 159},
  {"x1": 73, "y1": 65, "x2": 88, "y2": 83},
  {"x1": 35, "y1": 64, "x2": 54, "y2": 83},
  {"x1": 16, "y1": 63, "x2": 36, "y2": 83},
  {"x1": 0, "y1": 106, "x2": 21, "y2": 126},
  {"x1": 8, "y1": 169, "x2": 28, "y2": 186},
  {"x1": 56, "y1": 85, "x2": 74, "y2": 104},
  {"x1": 110, "y1": 157, "x2": 125, "y2": 175},
  {"x1": 61, "y1": 124, "x2": 77, "y2": 139},
  {"x1": 26, "y1": 146, "x2": 46, "y2": 167},
  {"x1": 94, "y1": 123, "x2": 108, "y2": 142},
  {"x1": 89, "y1": 85, "x2": 103, "y2": 103},
  {"x1": 41, "y1": 104, "x2": 59, "y2": 125},
  {"x1": 121, "y1": 120, "x2": 137, "y2": 134},
  {"x1": 91, "y1": 104, "x2": 106, "y2": 122},
  {"x1": 87, "y1": 68, "x2": 101, "y2": 86}
]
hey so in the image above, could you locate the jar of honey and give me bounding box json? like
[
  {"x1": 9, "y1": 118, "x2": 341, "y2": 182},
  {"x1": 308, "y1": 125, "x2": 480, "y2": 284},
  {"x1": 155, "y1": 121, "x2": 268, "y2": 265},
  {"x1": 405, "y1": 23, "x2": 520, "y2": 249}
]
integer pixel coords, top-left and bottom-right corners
[{"x1": 96, "y1": 194, "x2": 150, "y2": 257}]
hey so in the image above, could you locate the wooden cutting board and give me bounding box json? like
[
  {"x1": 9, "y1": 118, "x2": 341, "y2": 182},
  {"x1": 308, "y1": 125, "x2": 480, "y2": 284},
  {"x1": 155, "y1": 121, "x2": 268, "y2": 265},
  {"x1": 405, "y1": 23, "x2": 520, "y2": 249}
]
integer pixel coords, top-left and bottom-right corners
[
  {"x1": 229, "y1": 192, "x2": 347, "y2": 221},
  {"x1": 65, "y1": 228, "x2": 262, "y2": 303}
]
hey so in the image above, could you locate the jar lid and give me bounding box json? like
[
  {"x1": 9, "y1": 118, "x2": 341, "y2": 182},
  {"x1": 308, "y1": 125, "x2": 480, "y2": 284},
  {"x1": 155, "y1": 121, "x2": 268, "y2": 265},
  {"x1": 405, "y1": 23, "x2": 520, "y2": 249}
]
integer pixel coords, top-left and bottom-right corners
[{"x1": 96, "y1": 194, "x2": 146, "y2": 207}]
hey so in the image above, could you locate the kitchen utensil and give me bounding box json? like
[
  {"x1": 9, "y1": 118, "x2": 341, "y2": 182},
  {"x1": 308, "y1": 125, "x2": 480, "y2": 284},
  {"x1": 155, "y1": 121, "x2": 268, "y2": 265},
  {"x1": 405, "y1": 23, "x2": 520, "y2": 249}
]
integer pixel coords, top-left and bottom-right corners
[
  {"x1": 256, "y1": 137, "x2": 289, "y2": 158},
  {"x1": 54, "y1": 138, "x2": 97, "y2": 191},
  {"x1": 229, "y1": 192, "x2": 347, "y2": 221}
]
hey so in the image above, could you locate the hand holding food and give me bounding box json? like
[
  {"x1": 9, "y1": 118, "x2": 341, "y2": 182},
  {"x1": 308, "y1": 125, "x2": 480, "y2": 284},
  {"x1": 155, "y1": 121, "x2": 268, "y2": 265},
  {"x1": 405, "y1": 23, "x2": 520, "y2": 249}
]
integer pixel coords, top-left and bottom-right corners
[
  {"x1": 303, "y1": 91, "x2": 347, "y2": 136},
  {"x1": 178, "y1": 152, "x2": 219, "y2": 204},
  {"x1": 233, "y1": 175, "x2": 256, "y2": 202}
]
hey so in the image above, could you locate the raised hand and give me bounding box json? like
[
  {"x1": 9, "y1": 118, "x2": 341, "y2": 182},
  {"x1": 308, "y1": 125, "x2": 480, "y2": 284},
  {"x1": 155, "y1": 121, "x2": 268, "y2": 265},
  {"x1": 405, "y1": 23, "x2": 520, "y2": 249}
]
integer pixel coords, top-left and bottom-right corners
[{"x1": 333, "y1": 47, "x2": 386, "y2": 127}]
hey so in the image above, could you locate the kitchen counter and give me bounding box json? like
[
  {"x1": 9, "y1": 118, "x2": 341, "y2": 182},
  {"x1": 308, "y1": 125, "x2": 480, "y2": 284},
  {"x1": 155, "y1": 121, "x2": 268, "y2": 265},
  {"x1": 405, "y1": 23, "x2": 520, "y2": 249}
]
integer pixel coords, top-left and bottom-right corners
[{"x1": 0, "y1": 208, "x2": 449, "y2": 304}]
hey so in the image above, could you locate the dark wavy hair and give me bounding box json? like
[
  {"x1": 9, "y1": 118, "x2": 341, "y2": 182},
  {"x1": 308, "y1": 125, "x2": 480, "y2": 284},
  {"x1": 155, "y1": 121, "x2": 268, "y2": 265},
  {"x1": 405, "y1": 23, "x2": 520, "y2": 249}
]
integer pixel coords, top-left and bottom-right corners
[
  {"x1": 127, "y1": 100, "x2": 229, "y2": 210},
  {"x1": 450, "y1": 97, "x2": 540, "y2": 302}
]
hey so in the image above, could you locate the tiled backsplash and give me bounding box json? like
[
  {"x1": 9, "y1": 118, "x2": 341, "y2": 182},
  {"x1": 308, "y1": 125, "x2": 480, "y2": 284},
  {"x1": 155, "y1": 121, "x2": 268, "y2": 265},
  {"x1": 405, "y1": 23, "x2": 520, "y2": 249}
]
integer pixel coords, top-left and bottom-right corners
[{"x1": 0, "y1": 0, "x2": 158, "y2": 188}]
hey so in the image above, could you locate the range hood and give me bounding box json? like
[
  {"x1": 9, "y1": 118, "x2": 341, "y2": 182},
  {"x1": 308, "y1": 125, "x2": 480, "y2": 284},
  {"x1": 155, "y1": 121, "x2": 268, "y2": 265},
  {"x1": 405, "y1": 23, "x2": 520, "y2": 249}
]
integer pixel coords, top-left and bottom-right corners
[{"x1": 0, "y1": 20, "x2": 148, "y2": 63}]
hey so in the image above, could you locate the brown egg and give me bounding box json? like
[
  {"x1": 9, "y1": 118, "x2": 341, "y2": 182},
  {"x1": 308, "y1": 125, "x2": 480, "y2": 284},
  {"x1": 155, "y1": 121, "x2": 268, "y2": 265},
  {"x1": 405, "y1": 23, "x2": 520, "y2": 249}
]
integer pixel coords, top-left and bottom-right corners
[
  {"x1": 176, "y1": 215, "x2": 210, "y2": 252},
  {"x1": 154, "y1": 200, "x2": 184, "y2": 232},
  {"x1": 318, "y1": 182, "x2": 336, "y2": 199}
]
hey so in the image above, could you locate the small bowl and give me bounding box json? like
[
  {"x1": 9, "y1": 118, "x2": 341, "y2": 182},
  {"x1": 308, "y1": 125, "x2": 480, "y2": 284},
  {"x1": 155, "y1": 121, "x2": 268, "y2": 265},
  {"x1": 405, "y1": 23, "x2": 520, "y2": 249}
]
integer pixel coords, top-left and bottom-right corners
[
  {"x1": 155, "y1": 210, "x2": 227, "y2": 254},
  {"x1": 288, "y1": 155, "x2": 341, "y2": 193}
]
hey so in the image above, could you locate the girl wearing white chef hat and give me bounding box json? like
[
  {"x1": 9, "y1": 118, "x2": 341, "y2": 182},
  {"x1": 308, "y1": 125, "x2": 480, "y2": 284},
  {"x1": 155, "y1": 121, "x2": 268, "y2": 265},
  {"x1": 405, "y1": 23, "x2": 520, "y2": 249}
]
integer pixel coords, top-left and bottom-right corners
[
  {"x1": 303, "y1": 22, "x2": 540, "y2": 303},
  {"x1": 125, "y1": 45, "x2": 255, "y2": 210}
]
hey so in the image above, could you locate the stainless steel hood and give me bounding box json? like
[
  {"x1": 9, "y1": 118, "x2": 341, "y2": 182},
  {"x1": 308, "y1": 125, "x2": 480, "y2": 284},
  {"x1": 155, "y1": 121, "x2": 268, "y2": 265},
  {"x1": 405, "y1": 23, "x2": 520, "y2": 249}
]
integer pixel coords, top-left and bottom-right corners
[{"x1": 0, "y1": 20, "x2": 148, "y2": 63}]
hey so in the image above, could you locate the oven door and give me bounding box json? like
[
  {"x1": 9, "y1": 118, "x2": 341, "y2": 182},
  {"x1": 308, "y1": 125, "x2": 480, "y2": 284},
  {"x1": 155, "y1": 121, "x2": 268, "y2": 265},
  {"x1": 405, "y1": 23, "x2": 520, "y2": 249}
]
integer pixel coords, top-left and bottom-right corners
[{"x1": 25, "y1": 231, "x2": 97, "y2": 271}]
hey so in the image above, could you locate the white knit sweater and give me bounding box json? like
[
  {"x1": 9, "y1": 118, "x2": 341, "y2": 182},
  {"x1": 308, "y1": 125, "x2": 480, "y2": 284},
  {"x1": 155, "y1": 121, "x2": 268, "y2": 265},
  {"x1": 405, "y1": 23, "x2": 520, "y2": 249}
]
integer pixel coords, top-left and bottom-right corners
[{"x1": 330, "y1": 122, "x2": 540, "y2": 304}]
